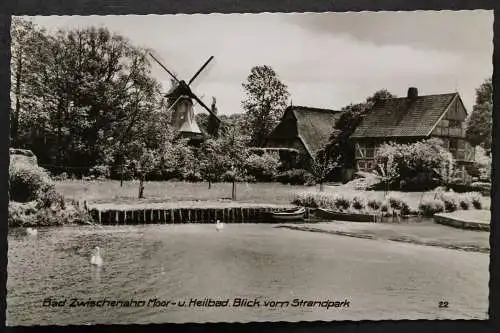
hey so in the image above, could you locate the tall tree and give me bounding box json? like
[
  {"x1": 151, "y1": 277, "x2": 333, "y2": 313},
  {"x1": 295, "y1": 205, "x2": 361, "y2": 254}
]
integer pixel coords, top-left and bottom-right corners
[
  {"x1": 13, "y1": 22, "x2": 165, "y2": 175},
  {"x1": 319, "y1": 89, "x2": 396, "y2": 169},
  {"x1": 466, "y1": 77, "x2": 492, "y2": 154},
  {"x1": 241, "y1": 65, "x2": 290, "y2": 147},
  {"x1": 10, "y1": 18, "x2": 52, "y2": 147}
]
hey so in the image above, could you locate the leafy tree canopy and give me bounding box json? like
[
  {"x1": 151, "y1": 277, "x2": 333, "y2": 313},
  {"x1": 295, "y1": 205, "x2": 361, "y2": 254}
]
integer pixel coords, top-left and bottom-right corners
[
  {"x1": 466, "y1": 77, "x2": 492, "y2": 153},
  {"x1": 241, "y1": 65, "x2": 290, "y2": 147},
  {"x1": 318, "y1": 89, "x2": 396, "y2": 168}
]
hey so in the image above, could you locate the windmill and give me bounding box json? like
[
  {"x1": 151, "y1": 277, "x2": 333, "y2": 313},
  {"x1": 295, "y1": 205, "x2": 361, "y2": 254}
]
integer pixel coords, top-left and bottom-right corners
[{"x1": 149, "y1": 53, "x2": 224, "y2": 143}]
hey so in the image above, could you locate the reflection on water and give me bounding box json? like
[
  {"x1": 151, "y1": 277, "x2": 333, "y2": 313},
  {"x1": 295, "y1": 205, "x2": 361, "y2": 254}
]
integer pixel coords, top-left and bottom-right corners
[{"x1": 7, "y1": 224, "x2": 489, "y2": 325}]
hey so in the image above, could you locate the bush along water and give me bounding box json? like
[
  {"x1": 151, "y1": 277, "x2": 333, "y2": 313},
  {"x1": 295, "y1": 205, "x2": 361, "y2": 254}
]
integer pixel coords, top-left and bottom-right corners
[
  {"x1": 9, "y1": 160, "x2": 92, "y2": 227},
  {"x1": 292, "y1": 190, "x2": 486, "y2": 219}
]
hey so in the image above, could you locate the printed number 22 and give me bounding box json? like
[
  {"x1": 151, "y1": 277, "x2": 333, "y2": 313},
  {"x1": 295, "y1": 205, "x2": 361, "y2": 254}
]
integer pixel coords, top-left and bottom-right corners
[{"x1": 439, "y1": 301, "x2": 449, "y2": 308}]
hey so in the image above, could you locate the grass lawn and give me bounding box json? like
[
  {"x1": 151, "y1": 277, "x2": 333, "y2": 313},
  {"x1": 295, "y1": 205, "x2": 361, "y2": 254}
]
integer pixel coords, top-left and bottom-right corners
[
  {"x1": 55, "y1": 180, "x2": 315, "y2": 205},
  {"x1": 56, "y1": 180, "x2": 491, "y2": 211}
]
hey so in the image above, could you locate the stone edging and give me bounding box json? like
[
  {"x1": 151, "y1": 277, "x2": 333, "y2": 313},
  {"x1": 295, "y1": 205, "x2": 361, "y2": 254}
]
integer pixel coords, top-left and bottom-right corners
[{"x1": 434, "y1": 213, "x2": 490, "y2": 231}]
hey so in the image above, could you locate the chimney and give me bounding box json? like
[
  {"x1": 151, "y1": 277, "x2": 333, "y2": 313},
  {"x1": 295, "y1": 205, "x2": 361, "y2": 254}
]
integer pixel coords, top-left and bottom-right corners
[{"x1": 407, "y1": 87, "x2": 418, "y2": 99}]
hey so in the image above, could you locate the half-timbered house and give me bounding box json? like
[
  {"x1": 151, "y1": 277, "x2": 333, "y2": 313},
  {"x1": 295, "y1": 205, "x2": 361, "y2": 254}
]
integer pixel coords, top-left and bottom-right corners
[{"x1": 350, "y1": 87, "x2": 475, "y2": 181}]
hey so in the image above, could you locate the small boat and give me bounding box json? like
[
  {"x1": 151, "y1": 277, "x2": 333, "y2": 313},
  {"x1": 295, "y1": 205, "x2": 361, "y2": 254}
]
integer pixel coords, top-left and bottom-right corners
[
  {"x1": 271, "y1": 207, "x2": 306, "y2": 221},
  {"x1": 315, "y1": 208, "x2": 380, "y2": 223}
]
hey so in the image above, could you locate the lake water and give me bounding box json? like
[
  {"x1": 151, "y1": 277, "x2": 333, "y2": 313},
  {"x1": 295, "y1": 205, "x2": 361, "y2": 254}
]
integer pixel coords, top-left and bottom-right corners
[{"x1": 7, "y1": 223, "x2": 489, "y2": 325}]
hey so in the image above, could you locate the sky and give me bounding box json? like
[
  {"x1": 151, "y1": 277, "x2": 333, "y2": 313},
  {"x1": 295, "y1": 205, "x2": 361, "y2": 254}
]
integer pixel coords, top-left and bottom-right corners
[{"x1": 25, "y1": 11, "x2": 493, "y2": 116}]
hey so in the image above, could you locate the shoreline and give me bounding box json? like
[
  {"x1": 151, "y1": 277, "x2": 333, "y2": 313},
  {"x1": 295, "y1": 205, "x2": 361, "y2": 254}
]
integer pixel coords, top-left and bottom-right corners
[{"x1": 277, "y1": 222, "x2": 490, "y2": 254}]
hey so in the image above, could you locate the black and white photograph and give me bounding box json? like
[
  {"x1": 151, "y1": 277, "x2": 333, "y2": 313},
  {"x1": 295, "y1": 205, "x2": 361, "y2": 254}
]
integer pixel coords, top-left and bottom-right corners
[{"x1": 6, "y1": 10, "x2": 493, "y2": 326}]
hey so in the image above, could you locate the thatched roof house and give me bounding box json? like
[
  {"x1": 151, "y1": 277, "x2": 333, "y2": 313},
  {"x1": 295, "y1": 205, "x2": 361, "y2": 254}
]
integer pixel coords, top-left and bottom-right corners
[
  {"x1": 351, "y1": 87, "x2": 474, "y2": 180},
  {"x1": 264, "y1": 106, "x2": 342, "y2": 165}
]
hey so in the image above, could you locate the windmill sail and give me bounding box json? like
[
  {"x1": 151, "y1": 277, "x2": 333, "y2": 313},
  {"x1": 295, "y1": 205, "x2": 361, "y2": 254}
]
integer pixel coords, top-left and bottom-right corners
[{"x1": 151, "y1": 53, "x2": 225, "y2": 142}]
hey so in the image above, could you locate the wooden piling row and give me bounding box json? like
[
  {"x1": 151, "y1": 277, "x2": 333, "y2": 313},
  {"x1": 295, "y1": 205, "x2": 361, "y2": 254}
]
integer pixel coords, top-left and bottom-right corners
[{"x1": 89, "y1": 206, "x2": 293, "y2": 225}]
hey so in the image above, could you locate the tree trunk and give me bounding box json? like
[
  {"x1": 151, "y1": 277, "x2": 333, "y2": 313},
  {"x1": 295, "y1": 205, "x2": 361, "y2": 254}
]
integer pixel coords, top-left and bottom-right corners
[
  {"x1": 232, "y1": 181, "x2": 236, "y2": 200},
  {"x1": 319, "y1": 182, "x2": 324, "y2": 192},
  {"x1": 138, "y1": 175, "x2": 145, "y2": 199},
  {"x1": 12, "y1": 51, "x2": 22, "y2": 147},
  {"x1": 120, "y1": 164, "x2": 124, "y2": 187},
  {"x1": 208, "y1": 180, "x2": 211, "y2": 189}
]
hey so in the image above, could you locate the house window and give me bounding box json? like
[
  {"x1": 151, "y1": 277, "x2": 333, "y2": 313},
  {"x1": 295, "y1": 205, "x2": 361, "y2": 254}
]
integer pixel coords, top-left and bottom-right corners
[
  {"x1": 357, "y1": 161, "x2": 366, "y2": 171},
  {"x1": 366, "y1": 161, "x2": 374, "y2": 170},
  {"x1": 454, "y1": 165, "x2": 465, "y2": 180},
  {"x1": 465, "y1": 142, "x2": 475, "y2": 161},
  {"x1": 366, "y1": 143, "x2": 375, "y2": 158},
  {"x1": 355, "y1": 143, "x2": 366, "y2": 158},
  {"x1": 449, "y1": 120, "x2": 461, "y2": 128},
  {"x1": 442, "y1": 138, "x2": 450, "y2": 150},
  {"x1": 456, "y1": 140, "x2": 466, "y2": 160}
]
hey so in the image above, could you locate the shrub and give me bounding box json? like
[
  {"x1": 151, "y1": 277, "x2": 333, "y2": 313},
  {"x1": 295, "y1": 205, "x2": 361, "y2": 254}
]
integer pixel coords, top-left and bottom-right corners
[
  {"x1": 418, "y1": 198, "x2": 445, "y2": 217},
  {"x1": 9, "y1": 161, "x2": 55, "y2": 203},
  {"x1": 52, "y1": 172, "x2": 69, "y2": 181},
  {"x1": 8, "y1": 201, "x2": 38, "y2": 227},
  {"x1": 399, "y1": 202, "x2": 410, "y2": 215},
  {"x1": 334, "y1": 196, "x2": 351, "y2": 211},
  {"x1": 8, "y1": 201, "x2": 92, "y2": 227},
  {"x1": 292, "y1": 192, "x2": 319, "y2": 208},
  {"x1": 352, "y1": 196, "x2": 365, "y2": 210},
  {"x1": 276, "y1": 169, "x2": 314, "y2": 185},
  {"x1": 374, "y1": 138, "x2": 454, "y2": 190},
  {"x1": 468, "y1": 193, "x2": 483, "y2": 209},
  {"x1": 221, "y1": 170, "x2": 249, "y2": 183},
  {"x1": 36, "y1": 183, "x2": 64, "y2": 208},
  {"x1": 89, "y1": 165, "x2": 110, "y2": 179},
  {"x1": 465, "y1": 163, "x2": 481, "y2": 179},
  {"x1": 440, "y1": 192, "x2": 459, "y2": 212},
  {"x1": 460, "y1": 199, "x2": 470, "y2": 210},
  {"x1": 367, "y1": 199, "x2": 382, "y2": 210},
  {"x1": 244, "y1": 152, "x2": 281, "y2": 182},
  {"x1": 387, "y1": 195, "x2": 404, "y2": 210},
  {"x1": 183, "y1": 170, "x2": 203, "y2": 182},
  {"x1": 380, "y1": 202, "x2": 389, "y2": 212}
]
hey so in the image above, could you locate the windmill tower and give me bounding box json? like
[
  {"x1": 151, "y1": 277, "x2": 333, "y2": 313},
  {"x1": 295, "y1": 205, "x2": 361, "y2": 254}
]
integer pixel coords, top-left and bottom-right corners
[{"x1": 149, "y1": 53, "x2": 224, "y2": 143}]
